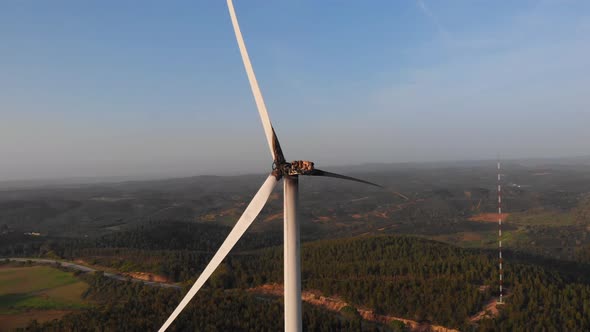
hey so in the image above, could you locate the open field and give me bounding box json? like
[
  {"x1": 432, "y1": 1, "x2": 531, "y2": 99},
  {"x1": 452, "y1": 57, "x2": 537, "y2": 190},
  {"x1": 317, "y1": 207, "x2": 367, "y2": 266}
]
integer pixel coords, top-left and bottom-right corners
[
  {"x1": 469, "y1": 213, "x2": 510, "y2": 223},
  {"x1": 0, "y1": 266, "x2": 79, "y2": 296},
  {"x1": 0, "y1": 265, "x2": 89, "y2": 331},
  {"x1": 0, "y1": 310, "x2": 72, "y2": 332},
  {"x1": 507, "y1": 210, "x2": 577, "y2": 226}
]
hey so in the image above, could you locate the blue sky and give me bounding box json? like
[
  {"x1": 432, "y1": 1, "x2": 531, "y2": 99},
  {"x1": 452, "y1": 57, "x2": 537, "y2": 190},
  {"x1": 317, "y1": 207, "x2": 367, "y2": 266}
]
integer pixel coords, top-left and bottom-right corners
[{"x1": 1, "y1": 1, "x2": 589, "y2": 181}]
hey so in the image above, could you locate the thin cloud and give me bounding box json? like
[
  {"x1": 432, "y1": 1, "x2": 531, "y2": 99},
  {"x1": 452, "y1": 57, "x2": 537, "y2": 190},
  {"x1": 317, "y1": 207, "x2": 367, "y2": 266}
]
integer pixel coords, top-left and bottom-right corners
[{"x1": 415, "y1": 0, "x2": 451, "y2": 40}]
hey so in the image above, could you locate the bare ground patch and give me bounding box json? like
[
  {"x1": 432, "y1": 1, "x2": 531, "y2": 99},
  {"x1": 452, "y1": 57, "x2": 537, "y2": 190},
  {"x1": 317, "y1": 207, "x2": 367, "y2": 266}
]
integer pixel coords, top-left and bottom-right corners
[
  {"x1": 313, "y1": 216, "x2": 333, "y2": 223},
  {"x1": 469, "y1": 213, "x2": 509, "y2": 223},
  {"x1": 0, "y1": 309, "x2": 72, "y2": 332},
  {"x1": 263, "y1": 212, "x2": 282, "y2": 222},
  {"x1": 249, "y1": 284, "x2": 459, "y2": 332},
  {"x1": 469, "y1": 298, "x2": 500, "y2": 322},
  {"x1": 461, "y1": 232, "x2": 483, "y2": 241},
  {"x1": 123, "y1": 272, "x2": 171, "y2": 283}
]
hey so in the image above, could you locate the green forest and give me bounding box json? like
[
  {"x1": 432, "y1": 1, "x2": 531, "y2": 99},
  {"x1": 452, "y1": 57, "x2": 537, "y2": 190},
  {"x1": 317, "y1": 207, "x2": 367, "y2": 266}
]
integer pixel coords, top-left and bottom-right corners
[{"x1": 5, "y1": 222, "x2": 590, "y2": 331}]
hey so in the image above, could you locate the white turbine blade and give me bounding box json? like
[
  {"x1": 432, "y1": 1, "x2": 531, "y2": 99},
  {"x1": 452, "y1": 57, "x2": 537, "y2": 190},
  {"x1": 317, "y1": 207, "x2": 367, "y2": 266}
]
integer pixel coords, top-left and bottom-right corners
[
  {"x1": 227, "y1": 0, "x2": 276, "y2": 160},
  {"x1": 159, "y1": 174, "x2": 278, "y2": 331}
]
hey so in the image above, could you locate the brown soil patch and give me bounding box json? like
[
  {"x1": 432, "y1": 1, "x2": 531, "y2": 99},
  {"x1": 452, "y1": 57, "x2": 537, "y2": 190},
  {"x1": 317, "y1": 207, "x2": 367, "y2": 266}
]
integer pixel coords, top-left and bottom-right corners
[
  {"x1": 470, "y1": 289, "x2": 510, "y2": 322},
  {"x1": 372, "y1": 211, "x2": 388, "y2": 219},
  {"x1": 249, "y1": 284, "x2": 458, "y2": 332},
  {"x1": 461, "y1": 232, "x2": 483, "y2": 241},
  {"x1": 470, "y1": 298, "x2": 500, "y2": 322},
  {"x1": 263, "y1": 212, "x2": 282, "y2": 222},
  {"x1": 469, "y1": 213, "x2": 509, "y2": 222},
  {"x1": 123, "y1": 272, "x2": 170, "y2": 283},
  {"x1": 313, "y1": 216, "x2": 333, "y2": 222},
  {"x1": 0, "y1": 310, "x2": 72, "y2": 332},
  {"x1": 351, "y1": 214, "x2": 363, "y2": 219},
  {"x1": 478, "y1": 285, "x2": 490, "y2": 292}
]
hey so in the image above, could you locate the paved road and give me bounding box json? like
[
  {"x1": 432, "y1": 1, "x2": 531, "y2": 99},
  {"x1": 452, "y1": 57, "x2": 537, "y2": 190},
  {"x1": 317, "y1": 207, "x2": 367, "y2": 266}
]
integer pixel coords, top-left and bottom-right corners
[{"x1": 4, "y1": 257, "x2": 181, "y2": 289}]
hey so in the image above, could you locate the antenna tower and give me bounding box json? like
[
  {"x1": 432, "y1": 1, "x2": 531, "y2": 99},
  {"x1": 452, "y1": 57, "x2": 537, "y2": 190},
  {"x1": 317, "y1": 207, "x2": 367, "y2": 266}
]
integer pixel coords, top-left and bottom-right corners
[{"x1": 497, "y1": 159, "x2": 504, "y2": 304}]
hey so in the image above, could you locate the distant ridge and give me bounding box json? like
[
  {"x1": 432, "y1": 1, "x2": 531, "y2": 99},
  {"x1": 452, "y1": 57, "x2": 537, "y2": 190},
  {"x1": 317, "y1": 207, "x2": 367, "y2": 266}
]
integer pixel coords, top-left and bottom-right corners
[{"x1": 2, "y1": 155, "x2": 589, "y2": 190}]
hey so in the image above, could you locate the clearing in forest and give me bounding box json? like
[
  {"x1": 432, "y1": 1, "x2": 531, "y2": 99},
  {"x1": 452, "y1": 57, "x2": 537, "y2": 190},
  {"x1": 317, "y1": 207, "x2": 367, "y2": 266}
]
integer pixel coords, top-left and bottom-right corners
[
  {"x1": 0, "y1": 265, "x2": 90, "y2": 331},
  {"x1": 469, "y1": 213, "x2": 509, "y2": 222}
]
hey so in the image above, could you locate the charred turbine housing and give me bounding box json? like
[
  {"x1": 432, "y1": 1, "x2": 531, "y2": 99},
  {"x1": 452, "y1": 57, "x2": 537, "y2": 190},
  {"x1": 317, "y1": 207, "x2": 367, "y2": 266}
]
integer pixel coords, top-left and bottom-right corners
[
  {"x1": 287, "y1": 160, "x2": 315, "y2": 175},
  {"x1": 272, "y1": 160, "x2": 315, "y2": 178}
]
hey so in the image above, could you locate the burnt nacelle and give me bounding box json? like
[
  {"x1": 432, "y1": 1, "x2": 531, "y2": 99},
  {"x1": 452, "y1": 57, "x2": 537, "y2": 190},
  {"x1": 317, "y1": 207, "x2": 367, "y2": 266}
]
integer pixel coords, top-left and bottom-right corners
[
  {"x1": 287, "y1": 160, "x2": 315, "y2": 175},
  {"x1": 272, "y1": 160, "x2": 315, "y2": 178}
]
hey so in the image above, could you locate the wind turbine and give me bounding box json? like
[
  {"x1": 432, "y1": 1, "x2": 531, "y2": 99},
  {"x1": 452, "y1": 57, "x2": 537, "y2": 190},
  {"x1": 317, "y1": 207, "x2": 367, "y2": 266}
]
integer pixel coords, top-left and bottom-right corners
[{"x1": 159, "y1": 1, "x2": 380, "y2": 331}]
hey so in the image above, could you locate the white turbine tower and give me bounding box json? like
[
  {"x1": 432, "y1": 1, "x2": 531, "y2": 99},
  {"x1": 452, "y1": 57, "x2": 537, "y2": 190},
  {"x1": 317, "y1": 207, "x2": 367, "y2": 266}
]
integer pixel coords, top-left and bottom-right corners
[{"x1": 159, "y1": 1, "x2": 380, "y2": 331}]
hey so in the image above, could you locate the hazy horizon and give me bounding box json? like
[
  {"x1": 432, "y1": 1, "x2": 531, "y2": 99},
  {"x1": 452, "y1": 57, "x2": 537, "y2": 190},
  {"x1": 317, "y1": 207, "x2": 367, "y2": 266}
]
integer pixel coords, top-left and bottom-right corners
[
  {"x1": 2, "y1": 154, "x2": 590, "y2": 187},
  {"x1": 2, "y1": 1, "x2": 589, "y2": 182}
]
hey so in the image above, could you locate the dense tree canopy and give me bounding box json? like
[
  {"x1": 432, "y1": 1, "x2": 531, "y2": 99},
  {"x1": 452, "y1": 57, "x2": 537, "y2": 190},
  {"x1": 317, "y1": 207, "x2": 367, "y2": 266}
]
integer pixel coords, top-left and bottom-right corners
[{"x1": 5, "y1": 222, "x2": 590, "y2": 331}]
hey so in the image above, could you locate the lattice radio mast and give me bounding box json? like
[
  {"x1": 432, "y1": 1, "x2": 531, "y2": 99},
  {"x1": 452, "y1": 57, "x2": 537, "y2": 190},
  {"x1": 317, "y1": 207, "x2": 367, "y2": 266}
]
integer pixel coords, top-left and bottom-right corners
[{"x1": 497, "y1": 159, "x2": 504, "y2": 304}]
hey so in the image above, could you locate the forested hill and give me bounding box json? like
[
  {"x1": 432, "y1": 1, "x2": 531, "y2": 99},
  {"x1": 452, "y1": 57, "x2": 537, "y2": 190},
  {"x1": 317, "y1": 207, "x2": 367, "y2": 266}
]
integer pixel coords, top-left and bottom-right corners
[
  {"x1": 230, "y1": 236, "x2": 590, "y2": 330},
  {"x1": 14, "y1": 224, "x2": 590, "y2": 331}
]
